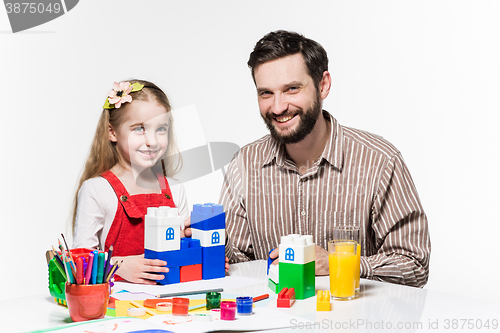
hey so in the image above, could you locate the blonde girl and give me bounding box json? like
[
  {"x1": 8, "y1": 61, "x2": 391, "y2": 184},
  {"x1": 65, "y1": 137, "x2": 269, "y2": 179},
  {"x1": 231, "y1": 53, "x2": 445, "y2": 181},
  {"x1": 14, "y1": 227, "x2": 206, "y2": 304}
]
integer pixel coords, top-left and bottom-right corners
[{"x1": 72, "y1": 79, "x2": 188, "y2": 284}]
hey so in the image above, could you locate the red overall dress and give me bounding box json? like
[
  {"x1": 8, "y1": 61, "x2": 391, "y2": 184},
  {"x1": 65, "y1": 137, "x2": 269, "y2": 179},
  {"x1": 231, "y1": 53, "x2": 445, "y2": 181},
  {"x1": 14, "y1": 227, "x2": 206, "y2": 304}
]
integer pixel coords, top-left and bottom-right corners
[{"x1": 101, "y1": 170, "x2": 176, "y2": 281}]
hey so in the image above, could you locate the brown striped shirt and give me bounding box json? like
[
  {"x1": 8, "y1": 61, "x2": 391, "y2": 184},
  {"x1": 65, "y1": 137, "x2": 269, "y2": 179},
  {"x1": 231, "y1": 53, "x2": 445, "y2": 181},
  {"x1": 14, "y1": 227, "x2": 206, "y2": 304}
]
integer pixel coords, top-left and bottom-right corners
[{"x1": 219, "y1": 111, "x2": 430, "y2": 288}]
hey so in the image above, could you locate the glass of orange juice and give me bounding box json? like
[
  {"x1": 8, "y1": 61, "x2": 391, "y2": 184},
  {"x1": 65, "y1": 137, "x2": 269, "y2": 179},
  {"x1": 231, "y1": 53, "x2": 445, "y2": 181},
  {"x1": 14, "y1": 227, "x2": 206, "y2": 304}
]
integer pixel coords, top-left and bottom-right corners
[
  {"x1": 334, "y1": 226, "x2": 361, "y2": 293},
  {"x1": 328, "y1": 240, "x2": 357, "y2": 300}
]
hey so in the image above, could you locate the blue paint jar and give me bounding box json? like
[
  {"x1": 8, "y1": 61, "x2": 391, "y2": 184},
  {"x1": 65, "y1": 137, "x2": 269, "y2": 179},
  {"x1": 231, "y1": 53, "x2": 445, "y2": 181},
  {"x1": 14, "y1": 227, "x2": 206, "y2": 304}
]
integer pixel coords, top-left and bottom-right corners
[{"x1": 236, "y1": 296, "x2": 253, "y2": 315}]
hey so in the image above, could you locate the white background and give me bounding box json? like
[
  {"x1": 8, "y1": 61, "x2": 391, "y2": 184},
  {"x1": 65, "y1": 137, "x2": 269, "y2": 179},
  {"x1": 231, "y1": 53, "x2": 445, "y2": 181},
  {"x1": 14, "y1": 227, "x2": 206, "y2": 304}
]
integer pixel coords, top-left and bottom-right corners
[{"x1": 1, "y1": 1, "x2": 499, "y2": 304}]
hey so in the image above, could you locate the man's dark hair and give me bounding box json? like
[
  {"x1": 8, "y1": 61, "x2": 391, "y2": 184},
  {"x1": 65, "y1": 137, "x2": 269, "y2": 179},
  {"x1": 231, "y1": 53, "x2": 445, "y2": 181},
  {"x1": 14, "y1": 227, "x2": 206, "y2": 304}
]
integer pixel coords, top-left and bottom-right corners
[{"x1": 248, "y1": 30, "x2": 329, "y2": 88}]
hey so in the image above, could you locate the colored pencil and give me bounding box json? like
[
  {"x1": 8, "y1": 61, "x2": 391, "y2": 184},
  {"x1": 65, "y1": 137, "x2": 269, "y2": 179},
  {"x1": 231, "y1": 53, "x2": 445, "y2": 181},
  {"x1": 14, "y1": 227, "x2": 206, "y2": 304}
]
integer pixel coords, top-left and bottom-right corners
[
  {"x1": 61, "y1": 234, "x2": 74, "y2": 263},
  {"x1": 51, "y1": 246, "x2": 64, "y2": 268},
  {"x1": 85, "y1": 252, "x2": 94, "y2": 285},
  {"x1": 253, "y1": 294, "x2": 269, "y2": 302},
  {"x1": 104, "y1": 245, "x2": 113, "y2": 278},
  {"x1": 155, "y1": 288, "x2": 224, "y2": 298},
  {"x1": 58, "y1": 239, "x2": 75, "y2": 272},
  {"x1": 91, "y1": 250, "x2": 98, "y2": 284},
  {"x1": 75, "y1": 257, "x2": 83, "y2": 284},
  {"x1": 105, "y1": 260, "x2": 120, "y2": 282},
  {"x1": 97, "y1": 252, "x2": 105, "y2": 284},
  {"x1": 65, "y1": 257, "x2": 75, "y2": 284},
  {"x1": 51, "y1": 255, "x2": 67, "y2": 280}
]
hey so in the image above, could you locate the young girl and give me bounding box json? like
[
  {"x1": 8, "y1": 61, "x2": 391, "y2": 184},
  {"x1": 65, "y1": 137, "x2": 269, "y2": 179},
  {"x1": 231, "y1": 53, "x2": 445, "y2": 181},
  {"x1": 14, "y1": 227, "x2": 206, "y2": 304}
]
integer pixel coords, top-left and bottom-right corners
[{"x1": 72, "y1": 79, "x2": 189, "y2": 285}]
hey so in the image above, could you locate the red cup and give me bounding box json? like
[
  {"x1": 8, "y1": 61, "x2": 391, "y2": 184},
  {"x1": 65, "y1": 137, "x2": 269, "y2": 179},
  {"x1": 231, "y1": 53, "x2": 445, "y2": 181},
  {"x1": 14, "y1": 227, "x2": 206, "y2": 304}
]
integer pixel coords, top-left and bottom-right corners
[{"x1": 65, "y1": 283, "x2": 109, "y2": 322}]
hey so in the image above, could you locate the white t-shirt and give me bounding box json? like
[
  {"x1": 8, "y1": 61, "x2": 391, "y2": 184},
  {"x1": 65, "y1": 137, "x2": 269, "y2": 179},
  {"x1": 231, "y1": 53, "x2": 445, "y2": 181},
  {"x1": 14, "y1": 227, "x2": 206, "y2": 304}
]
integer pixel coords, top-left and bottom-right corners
[{"x1": 73, "y1": 176, "x2": 189, "y2": 250}]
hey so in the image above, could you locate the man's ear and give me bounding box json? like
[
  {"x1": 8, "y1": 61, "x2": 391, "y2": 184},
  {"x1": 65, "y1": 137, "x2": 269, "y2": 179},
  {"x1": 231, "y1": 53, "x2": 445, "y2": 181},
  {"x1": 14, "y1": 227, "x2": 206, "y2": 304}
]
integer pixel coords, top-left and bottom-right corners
[
  {"x1": 108, "y1": 123, "x2": 117, "y2": 142},
  {"x1": 318, "y1": 71, "x2": 332, "y2": 100}
]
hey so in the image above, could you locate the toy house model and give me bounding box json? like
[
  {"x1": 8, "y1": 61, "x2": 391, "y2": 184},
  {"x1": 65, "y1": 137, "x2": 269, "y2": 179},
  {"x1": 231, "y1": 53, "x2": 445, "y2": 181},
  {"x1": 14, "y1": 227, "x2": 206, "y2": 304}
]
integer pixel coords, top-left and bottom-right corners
[
  {"x1": 268, "y1": 234, "x2": 315, "y2": 299},
  {"x1": 144, "y1": 203, "x2": 226, "y2": 285}
]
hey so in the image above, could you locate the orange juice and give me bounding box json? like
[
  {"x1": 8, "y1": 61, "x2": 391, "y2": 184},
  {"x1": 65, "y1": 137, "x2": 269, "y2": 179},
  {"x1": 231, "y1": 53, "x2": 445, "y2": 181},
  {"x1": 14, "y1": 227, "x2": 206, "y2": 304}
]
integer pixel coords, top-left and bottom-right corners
[
  {"x1": 355, "y1": 244, "x2": 360, "y2": 292},
  {"x1": 329, "y1": 242, "x2": 357, "y2": 299},
  {"x1": 333, "y1": 241, "x2": 361, "y2": 292}
]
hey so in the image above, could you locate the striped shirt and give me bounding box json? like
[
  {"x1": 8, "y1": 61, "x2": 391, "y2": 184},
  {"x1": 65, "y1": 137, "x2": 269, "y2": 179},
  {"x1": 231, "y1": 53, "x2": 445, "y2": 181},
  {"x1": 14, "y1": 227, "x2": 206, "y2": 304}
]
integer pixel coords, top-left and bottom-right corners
[{"x1": 220, "y1": 111, "x2": 430, "y2": 288}]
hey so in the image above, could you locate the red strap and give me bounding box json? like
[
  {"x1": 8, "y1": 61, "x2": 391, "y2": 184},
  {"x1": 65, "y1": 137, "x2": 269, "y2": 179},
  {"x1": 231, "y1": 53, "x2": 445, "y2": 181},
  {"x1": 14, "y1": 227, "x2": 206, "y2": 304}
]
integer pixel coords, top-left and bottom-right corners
[{"x1": 101, "y1": 170, "x2": 143, "y2": 218}]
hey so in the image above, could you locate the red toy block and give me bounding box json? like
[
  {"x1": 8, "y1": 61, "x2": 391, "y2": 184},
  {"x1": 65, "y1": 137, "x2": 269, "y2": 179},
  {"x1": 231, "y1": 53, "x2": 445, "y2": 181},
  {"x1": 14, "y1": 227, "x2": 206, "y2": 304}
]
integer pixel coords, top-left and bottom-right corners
[
  {"x1": 180, "y1": 264, "x2": 202, "y2": 282},
  {"x1": 277, "y1": 287, "x2": 295, "y2": 308}
]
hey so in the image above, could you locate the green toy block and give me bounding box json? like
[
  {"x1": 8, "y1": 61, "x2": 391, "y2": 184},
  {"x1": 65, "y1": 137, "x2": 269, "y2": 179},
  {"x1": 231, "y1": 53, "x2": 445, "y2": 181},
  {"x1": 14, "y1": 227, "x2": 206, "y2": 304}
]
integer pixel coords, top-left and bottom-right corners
[
  {"x1": 268, "y1": 278, "x2": 279, "y2": 293},
  {"x1": 278, "y1": 261, "x2": 315, "y2": 300},
  {"x1": 48, "y1": 258, "x2": 67, "y2": 305}
]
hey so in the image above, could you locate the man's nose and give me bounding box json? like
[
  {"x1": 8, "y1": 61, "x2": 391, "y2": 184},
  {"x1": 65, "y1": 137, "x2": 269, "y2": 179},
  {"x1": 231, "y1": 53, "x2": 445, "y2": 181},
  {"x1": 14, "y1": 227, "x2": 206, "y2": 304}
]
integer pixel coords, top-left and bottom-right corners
[{"x1": 272, "y1": 94, "x2": 288, "y2": 115}]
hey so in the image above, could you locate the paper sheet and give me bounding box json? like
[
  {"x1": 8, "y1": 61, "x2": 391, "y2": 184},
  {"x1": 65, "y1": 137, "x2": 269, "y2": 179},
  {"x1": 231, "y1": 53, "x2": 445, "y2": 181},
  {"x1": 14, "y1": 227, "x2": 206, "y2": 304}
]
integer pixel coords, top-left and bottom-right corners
[
  {"x1": 146, "y1": 307, "x2": 312, "y2": 332},
  {"x1": 112, "y1": 275, "x2": 262, "y2": 296},
  {"x1": 37, "y1": 309, "x2": 313, "y2": 333}
]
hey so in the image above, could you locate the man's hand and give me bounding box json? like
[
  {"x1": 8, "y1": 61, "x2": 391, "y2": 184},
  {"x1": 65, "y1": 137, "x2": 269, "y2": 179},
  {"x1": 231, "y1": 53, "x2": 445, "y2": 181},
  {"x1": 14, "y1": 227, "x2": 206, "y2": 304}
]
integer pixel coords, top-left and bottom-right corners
[
  {"x1": 315, "y1": 245, "x2": 329, "y2": 276},
  {"x1": 270, "y1": 248, "x2": 279, "y2": 265},
  {"x1": 114, "y1": 254, "x2": 168, "y2": 285}
]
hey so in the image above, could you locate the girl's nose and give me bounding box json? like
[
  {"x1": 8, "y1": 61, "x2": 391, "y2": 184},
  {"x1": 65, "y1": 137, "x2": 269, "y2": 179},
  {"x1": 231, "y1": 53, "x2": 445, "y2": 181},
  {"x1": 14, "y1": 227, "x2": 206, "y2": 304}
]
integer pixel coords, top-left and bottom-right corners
[{"x1": 144, "y1": 131, "x2": 157, "y2": 147}]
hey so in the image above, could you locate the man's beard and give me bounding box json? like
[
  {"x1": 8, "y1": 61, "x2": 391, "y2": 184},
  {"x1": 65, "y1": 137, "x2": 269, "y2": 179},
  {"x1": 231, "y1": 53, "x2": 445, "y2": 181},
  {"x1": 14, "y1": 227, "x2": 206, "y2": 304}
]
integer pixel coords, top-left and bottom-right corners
[{"x1": 262, "y1": 94, "x2": 322, "y2": 145}]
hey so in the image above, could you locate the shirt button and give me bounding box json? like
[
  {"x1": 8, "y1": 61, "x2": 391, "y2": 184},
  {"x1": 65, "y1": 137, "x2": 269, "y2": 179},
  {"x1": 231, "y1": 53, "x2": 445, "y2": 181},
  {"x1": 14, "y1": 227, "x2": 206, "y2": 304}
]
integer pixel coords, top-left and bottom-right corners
[
  {"x1": 301, "y1": 210, "x2": 306, "y2": 216},
  {"x1": 120, "y1": 195, "x2": 128, "y2": 202}
]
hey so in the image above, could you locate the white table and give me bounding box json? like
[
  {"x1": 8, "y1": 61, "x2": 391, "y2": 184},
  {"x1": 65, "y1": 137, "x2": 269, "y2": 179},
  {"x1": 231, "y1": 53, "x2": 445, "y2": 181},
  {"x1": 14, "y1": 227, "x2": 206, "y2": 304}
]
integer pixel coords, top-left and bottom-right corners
[{"x1": 3, "y1": 260, "x2": 499, "y2": 332}]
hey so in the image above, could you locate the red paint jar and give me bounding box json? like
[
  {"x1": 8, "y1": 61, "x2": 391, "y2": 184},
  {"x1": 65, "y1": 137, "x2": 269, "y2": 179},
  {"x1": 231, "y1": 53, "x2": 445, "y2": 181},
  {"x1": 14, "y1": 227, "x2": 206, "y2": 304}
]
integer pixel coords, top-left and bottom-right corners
[{"x1": 172, "y1": 297, "x2": 189, "y2": 316}]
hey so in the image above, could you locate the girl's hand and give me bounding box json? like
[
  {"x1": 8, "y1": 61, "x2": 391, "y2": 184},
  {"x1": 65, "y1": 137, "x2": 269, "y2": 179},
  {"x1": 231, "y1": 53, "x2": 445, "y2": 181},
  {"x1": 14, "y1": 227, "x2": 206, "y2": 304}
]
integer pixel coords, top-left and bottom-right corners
[
  {"x1": 114, "y1": 254, "x2": 168, "y2": 285},
  {"x1": 183, "y1": 216, "x2": 192, "y2": 237}
]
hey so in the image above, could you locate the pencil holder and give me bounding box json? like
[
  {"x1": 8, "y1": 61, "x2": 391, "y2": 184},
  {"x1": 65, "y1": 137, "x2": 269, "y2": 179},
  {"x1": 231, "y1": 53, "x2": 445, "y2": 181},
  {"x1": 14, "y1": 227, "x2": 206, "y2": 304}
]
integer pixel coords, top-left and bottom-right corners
[{"x1": 65, "y1": 282, "x2": 110, "y2": 322}]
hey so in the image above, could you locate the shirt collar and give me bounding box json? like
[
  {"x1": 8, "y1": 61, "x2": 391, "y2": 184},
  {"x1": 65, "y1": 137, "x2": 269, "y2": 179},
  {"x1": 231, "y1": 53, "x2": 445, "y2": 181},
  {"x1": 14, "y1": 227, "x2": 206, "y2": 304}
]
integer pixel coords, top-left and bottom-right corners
[{"x1": 262, "y1": 110, "x2": 344, "y2": 171}]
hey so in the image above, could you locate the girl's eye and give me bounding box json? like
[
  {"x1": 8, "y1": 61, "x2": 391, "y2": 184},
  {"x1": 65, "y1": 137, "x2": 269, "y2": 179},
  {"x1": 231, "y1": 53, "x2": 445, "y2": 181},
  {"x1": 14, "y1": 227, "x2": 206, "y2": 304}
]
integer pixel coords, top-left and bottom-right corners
[
  {"x1": 133, "y1": 126, "x2": 145, "y2": 133},
  {"x1": 157, "y1": 126, "x2": 168, "y2": 133}
]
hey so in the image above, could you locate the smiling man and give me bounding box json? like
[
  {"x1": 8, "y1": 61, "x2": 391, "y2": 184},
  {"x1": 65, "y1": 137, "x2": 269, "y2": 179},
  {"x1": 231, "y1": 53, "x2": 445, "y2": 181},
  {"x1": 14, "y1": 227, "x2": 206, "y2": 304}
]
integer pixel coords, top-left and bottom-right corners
[{"x1": 220, "y1": 30, "x2": 430, "y2": 287}]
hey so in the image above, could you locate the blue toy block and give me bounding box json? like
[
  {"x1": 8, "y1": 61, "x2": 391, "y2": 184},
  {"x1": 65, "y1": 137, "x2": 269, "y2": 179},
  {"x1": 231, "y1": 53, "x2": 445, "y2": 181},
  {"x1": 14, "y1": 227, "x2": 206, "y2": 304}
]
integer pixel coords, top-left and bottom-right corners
[
  {"x1": 191, "y1": 203, "x2": 225, "y2": 230},
  {"x1": 201, "y1": 245, "x2": 225, "y2": 280},
  {"x1": 267, "y1": 248, "x2": 274, "y2": 275},
  {"x1": 145, "y1": 238, "x2": 202, "y2": 267},
  {"x1": 158, "y1": 266, "x2": 180, "y2": 285}
]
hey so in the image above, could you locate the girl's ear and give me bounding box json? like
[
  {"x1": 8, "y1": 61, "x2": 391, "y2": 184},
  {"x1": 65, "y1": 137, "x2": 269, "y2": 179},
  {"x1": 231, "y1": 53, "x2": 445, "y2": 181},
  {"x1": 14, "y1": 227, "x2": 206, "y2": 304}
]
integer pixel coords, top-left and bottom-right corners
[{"x1": 108, "y1": 123, "x2": 118, "y2": 142}]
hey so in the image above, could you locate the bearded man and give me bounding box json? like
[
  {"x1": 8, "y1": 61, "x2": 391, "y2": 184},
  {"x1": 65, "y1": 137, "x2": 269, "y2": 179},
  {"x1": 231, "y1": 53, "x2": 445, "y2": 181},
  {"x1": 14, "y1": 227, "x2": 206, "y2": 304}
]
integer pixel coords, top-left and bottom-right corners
[{"x1": 219, "y1": 30, "x2": 430, "y2": 288}]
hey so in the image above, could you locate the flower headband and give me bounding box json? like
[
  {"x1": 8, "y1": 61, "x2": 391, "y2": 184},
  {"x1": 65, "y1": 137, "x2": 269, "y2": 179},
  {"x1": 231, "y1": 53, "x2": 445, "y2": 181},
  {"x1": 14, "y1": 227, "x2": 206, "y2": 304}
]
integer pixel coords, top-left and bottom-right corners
[{"x1": 103, "y1": 81, "x2": 144, "y2": 109}]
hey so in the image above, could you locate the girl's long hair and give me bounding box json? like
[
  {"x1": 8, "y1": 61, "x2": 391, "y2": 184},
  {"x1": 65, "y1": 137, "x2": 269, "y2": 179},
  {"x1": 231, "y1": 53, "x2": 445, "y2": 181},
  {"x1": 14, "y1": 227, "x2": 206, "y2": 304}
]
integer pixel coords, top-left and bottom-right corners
[{"x1": 70, "y1": 79, "x2": 182, "y2": 232}]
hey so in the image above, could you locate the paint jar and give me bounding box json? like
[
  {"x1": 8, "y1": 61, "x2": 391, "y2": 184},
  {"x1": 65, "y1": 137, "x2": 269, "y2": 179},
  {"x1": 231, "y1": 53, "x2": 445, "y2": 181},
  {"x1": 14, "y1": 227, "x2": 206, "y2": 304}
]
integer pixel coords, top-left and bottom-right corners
[
  {"x1": 220, "y1": 301, "x2": 237, "y2": 320},
  {"x1": 206, "y1": 292, "x2": 221, "y2": 310},
  {"x1": 172, "y1": 297, "x2": 189, "y2": 316},
  {"x1": 236, "y1": 296, "x2": 253, "y2": 315},
  {"x1": 65, "y1": 282, "x2": 109, "y2": 322},
  {"x1": 210, "y1": 308, "x2": 221, "y2": 320}
]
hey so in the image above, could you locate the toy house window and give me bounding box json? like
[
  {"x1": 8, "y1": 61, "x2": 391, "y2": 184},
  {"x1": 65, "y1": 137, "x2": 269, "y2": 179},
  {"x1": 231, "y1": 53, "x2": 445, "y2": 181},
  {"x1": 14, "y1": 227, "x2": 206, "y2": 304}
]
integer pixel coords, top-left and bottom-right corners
[
  {"x1": 166, "y1": 227, "x2": 175, "y2": 240},
  {"x1": 211, "y1": 231, "x2": 220, "y2": 244},
  {"x1": 285, "y1": 248, "x2": 295, "y2": 261}
]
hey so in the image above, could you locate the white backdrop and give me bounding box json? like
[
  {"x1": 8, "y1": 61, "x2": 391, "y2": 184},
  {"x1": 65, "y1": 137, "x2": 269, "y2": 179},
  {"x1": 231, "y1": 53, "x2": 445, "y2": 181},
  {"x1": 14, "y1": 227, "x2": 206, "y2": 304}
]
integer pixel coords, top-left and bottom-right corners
[{"x1": 1, "y1": 1, "x2": 499, "y2": 303}]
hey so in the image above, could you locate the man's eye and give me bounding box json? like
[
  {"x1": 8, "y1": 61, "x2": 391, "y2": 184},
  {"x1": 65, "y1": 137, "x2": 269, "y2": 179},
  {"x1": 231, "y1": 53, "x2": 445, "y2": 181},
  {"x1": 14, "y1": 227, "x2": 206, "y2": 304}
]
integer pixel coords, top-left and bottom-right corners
[
  {"x1": 288, "y1": 87, "x2": 299, "y2": 92},
  {"x1": 260, "y1": 91, "x2": 272, "y2": 97}
]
